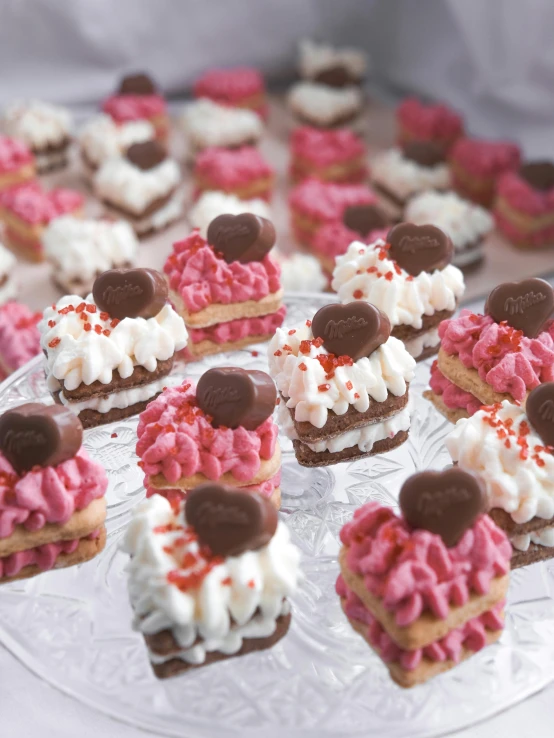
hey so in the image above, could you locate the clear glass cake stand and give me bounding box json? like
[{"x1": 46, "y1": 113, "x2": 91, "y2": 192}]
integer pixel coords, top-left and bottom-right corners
[{"x1": 0, "y1": 292, "x2": 553, "y2": 738}]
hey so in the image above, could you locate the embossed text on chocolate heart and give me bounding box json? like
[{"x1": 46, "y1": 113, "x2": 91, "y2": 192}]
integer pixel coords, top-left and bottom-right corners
[
  {"x1": 207, "y1": 213, "x2": 276, "y2": 263},
  {"x1": 196, "y1": 367, "x2": 277, "y2": 430},
  {"x1": 387, "y1": 222, "x2": 453, "y2": 276},
  {"x1": 343, "y1": 204, "x2": 389, "y2": 237},
  {"x1": 185, "y1": 483, "x2": 278, "y2": 557},
  {"x1": 525, "y1": 383, "x2": 554, "y2": 447},
  {"x1": 118, "y1": 73, "x2": 157, "y2": 96},
  {"x1": 92, "y1": 268, "x2": 168, "y2": 320},
  {"x1": 519, "y1": 161, "x2": 554, "y2": 192},
  {"x1": 399, "y1": 468, "x2": 484, "y2": 547},
  {"x1": 0, "y1": 403, "x2": 83, "y2": 474},
  {"x1": 126, "y1": 140, "x2": 167, "y2": 170},
  {"x1": 311, "y1": 302, "x2": 391, "y2": 361},
  {"x1": 485, "y1": 278, "x2": 554, "y2": 338},
  {"x1": 402, "y1": 140, "x2": 445, "y2": 168}
]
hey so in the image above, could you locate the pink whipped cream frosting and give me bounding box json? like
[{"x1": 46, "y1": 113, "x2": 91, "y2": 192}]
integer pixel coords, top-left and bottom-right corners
[
  {"x1": 450, "y1": 138, "x2": 521, "y2": 177},
  {"x1": 313, "y1": 221, "x2": 389, "y2": 260},
  {"x1": 337, "y1": 574, "x2": 504, "y2": 671},
  {"x1": 496, "y1": 169, "x2": 554, "y2": 214},
  {"x1": 289, "y1": 178, "x2": 377, "y2": 222},
  {"x1": 194, "y1": 146, "x2": 273, "y2": 187},
  {"x1": 397, "y1": 97, "x2": 464, "y2": 142},
  {"x1": 102, "y1": 94, "x2": 167, "y2": 123},
  {"x1": 439, "y1": 309, "x2": 554, "y2": 401},
  {"x1": 290, "y1": 126, "x2": 366, "y2": 166},
  {"x1": 187, "y1": 305, "x2": 286, "y2": 345},
  {"x1": 136, "y1": 380, "x2": 278, "y2": 484},
  {"x1": 0, "y1": 530, "x2": 100, "y2": 579},
  {"x1": 340, "y1": 501, "x2": 511, "y2": 627},
  {"x1": 0, "y1": 136, "x2": 34, "y2": 172},
  {"x1": 0, "y1": 182, "x2": 84, "y2": 225},
  {"x1": 193, "y1": 68, "x2": 264, "y2": 102},
  {"x1": 0, "y1": 449, "x2": 108, "y2": 540},
  {"x1": 164, "y1": 230, "x2": 282, "y2": 313},
  {"x1": 0, "y1": 302, "x2": 42, "y2": 373},
  {"x1": 429, "y1": 360, "x2": 481, "y2": 415}
]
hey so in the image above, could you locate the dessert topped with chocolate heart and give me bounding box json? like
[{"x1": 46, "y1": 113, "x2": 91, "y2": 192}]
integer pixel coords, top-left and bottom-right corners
[{"x1": 103, "y1": 71, "x2": 168, "y2": 142}]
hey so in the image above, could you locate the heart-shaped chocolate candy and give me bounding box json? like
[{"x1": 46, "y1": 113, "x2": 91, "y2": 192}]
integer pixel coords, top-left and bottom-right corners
[
  {"x1": 343, "y1": 204, "x2": 389, "y2": 237},
  {"x1": 402, "y1": 140, "x2": 445, "y2": 168},
  {"x1": 313, "y1": 64, "x2": 353, "y2": 88},
  {"x1": 92, "y1": 268, "x2": 168, "y2": 321},
  {"x1": 519, "y1": 161, "x2": 554, "y2": 192},
  {"x1": 311, "y1": 302, "x2": 391, "y2": 361},
  {"x1": 118, "y1": 73, "x2": 157, "y2": 96},
  {"x1": 0, "y1": 403, "x2": 83, "y2": 475},
  {"x1": 196, "y1": 367, "x2": 277, "y2": 430},
  {"x1": 126, "y1": 140, "x2": 167, "y2": 171},
  {"x1": 525, "y1": 383, "x2": 554, "y2": 447},
  {"x1": 185, "y1": 484, "x2": 278, "y2": 557},
  {"x1": 207, "y1": 214, "x2": 276, "y2": 264},
  {"x1": 387, "y1": 222, "x2": 453, "y2": 276},
  {"x1": 485, "y1": 278, "x2": 554, "y2": 338},
  {"x1": 399, "y1": 468, "x2": 485, "y2": 548}
]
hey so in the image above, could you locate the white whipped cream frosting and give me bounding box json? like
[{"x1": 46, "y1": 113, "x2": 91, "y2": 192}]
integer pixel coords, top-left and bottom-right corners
[
  {"x1": 79, "y1": 114, "x2": 155, "y2": 168},
  {"x1": 181, "y1": 98, "x2": 263, "y2": 150},
  {"x1": 189, "y1": 191, "x2": 271, "y2": 237},
  {"x1": 0, "y1": 243, "x2": 16, "y2": 305},
  {"x1": 371, "y1": 148, "x2": 450, "y2": 201},
  {"x1": 122, "y1": 495, "x2": 301, "y2": 665},
  {"x1": 331, "y1": 239, "x2": 465, "y2": 329},
  {"x1": 511, "y1": 526, "x2": 554, "y2": 552},
  {"x1": 287, "y1": 82, "x2": 362, "y2": 126},
  {"x1": 446, "y1": 401, "x2": 554, "y2": 524},
  {"x1": 4, "y1": 100, "x2": 72, "y2": 149},
  {"x1": 38, "y1": 293, "x2": 188, "y2": 391},
  {"x1": 268, "y1": 321, "x2": 415, "y2": 428},
  {"x1": 93, "y1": 156, "x2": 181, "y2": 215},
  {"x1": 272, "y1": 250, "x2": 327, "y2": 293},
  {"x1": 298, "y1": 39, "x2": 368, "y2": 80}
]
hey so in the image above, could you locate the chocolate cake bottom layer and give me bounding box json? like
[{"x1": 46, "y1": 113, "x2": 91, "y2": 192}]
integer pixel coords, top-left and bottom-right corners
[
  {"x1": 293, "y1": 429, "x2": 409, "y2": 467},
  {"x1": 60, "y1": 357, "x2": 174, "y2": 400},
  {"x1": 511, "y1": 542, "x2": 554, "y2": 569},
  {"x1": 73, "y1": 395, "x2": 163, "y2": 429},
  {"x1": 489, "y1": 507, "x2": 554, "y2": 536},
  {"x1": 391, "y1": 309, "x2": 454, "y2": 343}
]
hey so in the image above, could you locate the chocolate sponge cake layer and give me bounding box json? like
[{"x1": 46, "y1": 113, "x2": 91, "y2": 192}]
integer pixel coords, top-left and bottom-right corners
[
  {"x1": 60, "y1": 357, "x2": 174, "y2": 400},
  {"x1": 292, "y1": 429, "x2": 409, "y2": 467}
]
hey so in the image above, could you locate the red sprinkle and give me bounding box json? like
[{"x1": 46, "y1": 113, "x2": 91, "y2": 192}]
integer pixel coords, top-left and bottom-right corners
[
  {"x1": 346, "y1": 381, "x2": 353, "y2": 391},
  {"x1": 48, "y1": 320, "x2": 56, "y2": 328},
  {"x1": 86, "y1": 304, "x2": 97, "y2": 313},
  {"x1": 305, "y1": 319, "x2": 312, "y2": 327},
  {"x1": 103, "y1": 329, "x2": 111, "y2": 337},
  {"x1": 48, "y1": 337, "x2": 61, "y2": 348},
  {"x1": 273, "y1": 350, "x2": 282, "y2": 357},
  {"x1": 251, "y1": 350, "x2": 258, "y2": 357},
  {"x1": 84, "y1": 323, "x2": 92, "y2": 332},
  {"x1": 288, "y1": 329, "x2": 296, "y2": 335},
  {"x1": 298, "y1": 362, "x2": 307, "y2": 371},
  {"x1": 75, "y1": 302, "x2": 86, "y2": 314},
  {"x1": 353, "y1": 289, "x2": 363, "y2": 299},
  {"x1": 111, "y1": 433, "x2": 118, "y2": 438},
  {"x1": 318, "y1": 383, "x2": 330, "y2": 392},
  {"x1": 100, "y1": 312, "x2": 110, "y2": 321},
  {"x1": 94, "y1": 324, "x2": 102, "y2": 334}
]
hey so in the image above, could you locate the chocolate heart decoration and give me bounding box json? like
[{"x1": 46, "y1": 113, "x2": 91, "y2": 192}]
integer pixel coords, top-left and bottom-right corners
[
  {"x1": 387, "y1": 222, "x2": 453, "y2": 276},
  {"x1": 519, "y1": 161, "x2": 554, "y2": 192},
  {"x1": 402, "y1": 140, "x2": 445, "y2": 168},
  {"x1": 185, "y1": 484, "x2": 278, "y2": 557},
  {"x1": 399, "y1": 468, "x2": 485, "y2": 548},
  {"x1": 92, "y1": 268, "x2": 168, "y2": 320},
  {"x1": 313, "y1": 64, "x2": 354, "y2": 88},
  {"x1": 118, "y1": 73, "x2": 157, "y2": 96},
  {"x1": 0, "y1": 403, "x2": 83, "y2": 475},
  {"x1": 207, "y1": 214, "x2": 276, "y2": 264},
  {"x1": 126, "y1": 140, "x2": 167, "y2": 171},
  {"x1": 311, "y1": 302, "x2": 391, "y2": 361},
  {"x1": 342, "y1": 204, "x2": 389, "y2": 237},
  {"x1": 196, "y1": 367, "x2": 277, "y2": 430},
  {"x1": 525, "y1": 383, "x2": 554, "y2": 447},
  {"x1": 484, "y1": 278, "x2": 554, "y2": 338}
]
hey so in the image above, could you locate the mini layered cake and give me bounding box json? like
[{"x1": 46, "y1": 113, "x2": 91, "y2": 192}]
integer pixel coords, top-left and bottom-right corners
[
  {"x1": 396, "y1": 97, "x2": 464, "y2": 154},
  {"x1": 193, "y1": 146, "x2": 274, "y2": 201},
  {"x1": 405, "y1": 191, "x2": 494, "y2": 270},
  {"x1": 164, "y1": 215, "x2": 284, "y2": 359},
  {"x1": 3, "y1": 100, "x2": 72, "y2": 173},
  {"x1": 122, "y1": 485, "x2": 300, "y2": 678},
  {"x1": 78, "y1": 114, "x2": 155, "y2": 175},
  {"x1": 0, "y1": 403, "x2": 108, "y2": 583},
  {"x1": 193, "y1": 67, "x2": 267, "y2": 118},
  {"x1": 0, "y1": 243, "x2": 17, "y2": 306},
  {"x1": 269, "y1": 302, "x2": 415, "y2": 467},
  {"x1": 287, "y1": 82, "x2": 363, "y2": 128},
  {"x1": 93, "y1": 140, "x2": 182, "y2": 236},
  {"x1": 181, "y1": 99, "x2": 263, "y2": 156},
  {"x1": 447, "y1": 389, "x2": 554, "y2": 569},
  {"x1": 332, "y1": 224, "x2": 465, "y2": 361},
  {"x1": 38, "y1": 268, "x2": 188, "y2": 428},
  {"x1": 449, "y1": 138, "x2": 521, "y2": 208},
  {"x1": 494, "y1": 161, "x2": 554, "y2": 248},
  {"x1": 0, "y1": 182, "x2": 84, "y2": 261},
  {"x1": 371, "y1": 141, "x2": 450, "y2": 207},
  {"x1": 436, "y1": 279, "x2": 554, "y2": 407},
  {"x1": 298, "y1": 38, "x2": 367, "y2": 87},
  {"x1": 189, "y1": 190, "x2": 271, "y2": 238},
  {"x1": 102, "y1": 73, "x2": 169, "y2": 141},
  {"x1": 0, "y1": 135, "x2": 35, "y2": 192},
  {"x1": 43, "y1": 215, "x2": 139, "y2": 296},
  {"x1": 289, "y1": 178, "x2": 377, "y2": 248},
  {"x1": 0, "y1": 302, "x2": 41, "y2": 379},
  {"x1": 137, "y1": 368, "x2": 281, "y2": 507},
  {"x1": 289, "y1": 126, "x2": 367, "y2": 184},
  {"x1": 337, "y1": 468, "x2": 510, "y2": 687},
  {"x1": 423, "y1": 360, "x2": 481, "y2": 424}
]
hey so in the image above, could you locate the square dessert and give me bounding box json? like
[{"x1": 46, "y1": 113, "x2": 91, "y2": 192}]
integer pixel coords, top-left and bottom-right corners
[
  {"x1": 0, "y1": 182, "x2": 84, "y2": 262},
  {"x1": 38, "y1": 268, "x2": 188, "y2": 428},
  {"x1": 102, "y1": 73, "x2": 169, "y2": 141},
  {"x1": 332, "y1": 224, "x2": 465, "y2": 361},
  {"x1": 78, "y1": 114, "x2": 155, "y2": 174},
  {"x1": 137, "y1": 368, "x2": 281, "y2": 508},
  {"x1": 122, "y1": 486, "x2": 301, "y2": 678},
  {"x1": 193, "y1": 146, "x2": 274, "y2": 201},
  {"x1": 3, "y1": 100, "x2": 72, "y2": 173},
  {"x1": 188, "y1": 190, "x2": 271, "y2": 238},
  {"x1": 164, "y1": 216, "x2": 285, "y2": 359},
  {"x1": 269, "y1": 302, "x2": 415, "y2": 466},
  {"x1": 0, "y1": 135, "x2": 36, "y2": 192},
  {"x1": 287, "y1": 82, "x2": 363, "y2": 128},
  {"x1": 193, "y1": 67, "x2": 267, "y2": 119},
  {"x1": 0, "y1": 243, "x2": 17, "y2": 306},
  {"x1": 449, "y1": 138, "x2": 521, "y2": 208},
  {"x1": 0, "y1": 403, "x2": 108, "y2": 583},
  {"x1": 298, "y1": 38, "x2": 367, "y2": 87},
  {"x1": 42, "y1": 215, "x2": 139, "y2": 296},
  {"x1": 0, "y1": 302, "x2": 41, "y2": 379},
  {"x1": 93, "y1": 140, "x2": 183, "y2": 236},
  {"x1": 181, "y1": 99, "x2": 263, "y2": 156},
  {"x1": 289, "y1": 126, "x2": 367, "y2": 184},
  {"x1": 396, "y1": 97, "x2": 464, "y2": 154},
  {"x1": 338, "y1": 468, "x2": 510, "y2": 687}
]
